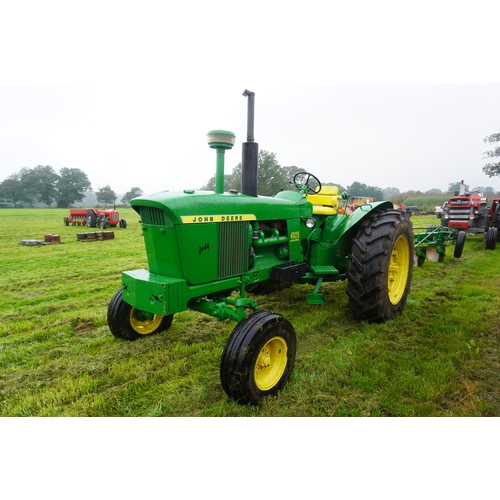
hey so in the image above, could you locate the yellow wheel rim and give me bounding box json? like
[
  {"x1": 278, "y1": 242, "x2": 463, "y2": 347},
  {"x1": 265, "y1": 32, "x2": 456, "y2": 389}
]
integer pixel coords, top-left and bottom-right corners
[
  {"x1": 388, "y1": 235, "x2": 410, "y2": 305},
  {"x1": 254, "y1": 336, "x2": 288, "y2": 391},
  {"x1": 130, "y1": 308, "x2": 163, "y2": 335}
]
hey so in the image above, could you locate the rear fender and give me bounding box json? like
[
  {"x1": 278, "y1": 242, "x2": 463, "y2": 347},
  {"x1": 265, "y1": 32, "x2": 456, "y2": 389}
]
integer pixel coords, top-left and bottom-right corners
[
  {"x1": 344, "y1": 201, "x2": 394, "y2": 233},
  {"x1": 337, "y1": 201, "x2": 395, "y2": 252}
]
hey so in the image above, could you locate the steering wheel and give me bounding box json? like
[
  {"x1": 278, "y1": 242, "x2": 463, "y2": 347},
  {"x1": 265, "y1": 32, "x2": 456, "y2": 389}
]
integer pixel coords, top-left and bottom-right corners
[{"x1": 293, "y1": 172, "x2": 322, "y2": 195}]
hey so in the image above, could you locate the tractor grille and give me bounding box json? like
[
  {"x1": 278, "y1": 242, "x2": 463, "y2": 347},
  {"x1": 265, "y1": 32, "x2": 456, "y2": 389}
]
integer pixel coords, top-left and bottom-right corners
[
  {"x1": 140, "y1": 207, "x2": 166, "y2": 226},
  {"x1": 449, "y1": 208, "x2": 471, "y2": 222},
  {"x1": 218, "y1": 222, "x2": 249, "y2": 279}
]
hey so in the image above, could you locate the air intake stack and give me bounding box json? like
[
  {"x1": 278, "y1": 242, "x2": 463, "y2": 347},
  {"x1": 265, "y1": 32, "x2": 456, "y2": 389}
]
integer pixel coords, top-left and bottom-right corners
[{"x1": 241, "y1": 89, "x2": 258, "y2": 197}]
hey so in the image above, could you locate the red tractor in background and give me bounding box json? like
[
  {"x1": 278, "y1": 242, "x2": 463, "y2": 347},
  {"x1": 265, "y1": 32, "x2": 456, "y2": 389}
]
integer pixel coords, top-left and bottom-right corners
[
  {"x1": 489, "y1": 198, "x2": 500, "y2": 240},
  {"x1": 64, "y1": 206, "x2": 127, "y2": 229},
  {"x1": 440, "y1": 180, "x2": 497, "y2": 249}
]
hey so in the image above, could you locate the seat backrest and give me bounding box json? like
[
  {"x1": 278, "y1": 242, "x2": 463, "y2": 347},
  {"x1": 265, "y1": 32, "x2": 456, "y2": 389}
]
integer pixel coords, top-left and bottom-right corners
[{"x1": 307, "y1": 185, "x2": 340, "y2": 215}]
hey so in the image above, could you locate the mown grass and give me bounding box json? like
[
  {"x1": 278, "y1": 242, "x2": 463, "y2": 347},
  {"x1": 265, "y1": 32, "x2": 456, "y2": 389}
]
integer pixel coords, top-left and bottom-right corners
[{"x1": 1, "y1": 209, "x2": 499, "y2": 416}]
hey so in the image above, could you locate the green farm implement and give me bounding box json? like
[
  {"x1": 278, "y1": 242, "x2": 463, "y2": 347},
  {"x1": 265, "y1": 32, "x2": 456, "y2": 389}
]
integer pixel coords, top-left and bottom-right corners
[
  {"x1": 108, "y1": 90, "x2": 414, "y2": 405},
  {"x1": 413, "y1": 225, "x2": 466, "y2": 266}
]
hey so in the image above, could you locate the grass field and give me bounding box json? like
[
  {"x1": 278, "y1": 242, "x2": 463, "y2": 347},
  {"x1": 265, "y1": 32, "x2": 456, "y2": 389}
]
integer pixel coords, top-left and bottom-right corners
[{"x1": 1, "y1": 208, "x2": 499, "y2": 416}]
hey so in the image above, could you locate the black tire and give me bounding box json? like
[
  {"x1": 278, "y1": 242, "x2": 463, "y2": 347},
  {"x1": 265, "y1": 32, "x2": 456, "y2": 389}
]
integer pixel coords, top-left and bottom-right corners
[
  {"x1": 220, "y1": 311, "x2": 296, "y2": 405},
  {"x1": 120, "y1": 219, "x2": 127, "y2": 228},
  {"x1": 100, "y1": 218, "x2": 107, "y2": 230},
  {"x1": 492, "y1": 207, "x2": 500, "y2": 241},
  {"x1": 107, "y1": 288, "x2": 173, "y2": 341},
  {"x1": 346, "y1": 209, "x2": 413, "y2": 322},
  {"x1": 86, "y1": 210, "x2": 97, "y2": 228},
  {"x1": 64, "y1": 216, "x2": 69, "y2": 226},
  {"x1": 485, "y1": 227, "x2": 497, "y2": 250},
  {"x1": 454, "y1": 231, "x2": 466, "y2": 258}
]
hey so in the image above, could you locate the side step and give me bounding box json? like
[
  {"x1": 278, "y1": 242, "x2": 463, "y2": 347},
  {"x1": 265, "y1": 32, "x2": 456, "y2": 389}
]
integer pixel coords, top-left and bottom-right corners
[{"x1": 306, "y1": 277, "x2": 327, "y2": 304}]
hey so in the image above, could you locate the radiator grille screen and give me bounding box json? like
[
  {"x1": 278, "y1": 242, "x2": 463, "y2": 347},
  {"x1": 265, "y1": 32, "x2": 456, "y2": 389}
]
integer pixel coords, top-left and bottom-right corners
[
  {"x1": 140, "y1": 207, "x2": 166, "y2": 226},
  {"x1": 218, "y1": 222, "x2": 249, "y2": 279}
]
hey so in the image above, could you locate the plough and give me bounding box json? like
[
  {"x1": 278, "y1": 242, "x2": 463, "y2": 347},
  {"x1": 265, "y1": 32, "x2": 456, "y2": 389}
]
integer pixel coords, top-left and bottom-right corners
[{"x1": 413, "y1": 225, "x2": 466, "y2": 266}]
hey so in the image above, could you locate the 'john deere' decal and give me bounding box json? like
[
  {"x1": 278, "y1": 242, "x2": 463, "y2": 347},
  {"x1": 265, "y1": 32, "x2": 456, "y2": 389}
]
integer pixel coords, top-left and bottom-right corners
[{"x1": 181, "y1": 214, "x2": 256, "y2": 224}]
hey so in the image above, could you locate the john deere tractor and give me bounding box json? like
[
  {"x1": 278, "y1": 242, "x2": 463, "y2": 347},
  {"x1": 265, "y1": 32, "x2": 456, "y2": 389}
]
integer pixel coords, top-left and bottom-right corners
[{"x1": 108, "y1": 90, "x2": 414, "y2": 405}]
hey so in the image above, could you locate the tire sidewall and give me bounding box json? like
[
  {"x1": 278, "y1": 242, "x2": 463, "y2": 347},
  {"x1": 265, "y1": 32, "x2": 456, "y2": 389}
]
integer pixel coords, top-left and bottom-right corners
[
  {"x1": 381, "y1": 217, "x2": 413, "y2": 318},
  {"x1": 108, "y1": 288, "x2": 173, "y2": 341},
  {"x1": 221, "y1": 312, "x2": 296, "y2": 405},
  {"x1": 454, "y1": 231, "x2": 466, "y2": 258},
  {"x1": 347, "y1": 210, "x2": 413, "y2": 322}
]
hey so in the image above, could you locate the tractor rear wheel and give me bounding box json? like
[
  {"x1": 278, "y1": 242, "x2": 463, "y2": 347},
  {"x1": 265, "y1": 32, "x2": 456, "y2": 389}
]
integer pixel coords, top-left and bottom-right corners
[
  {"x1": 220, "y1": 311, "x2": 296, "y2": 405},
  {"x1": 454, "y1": 231, "x2": 466, "y2": 258},
  {"x1": 64, "y1": 216, "x2": 69, "y2": 226},
  {"x1": 492, "y1": 207, "x2": 500, "y2": 241},
  {"x1": 346, "y1": 209, "x2": 413, "y2": 322},
  {"x1": 108, "y1": 288, "x2": 173, "y2": 341},
  {"x1": 86, "y1": 210, "x2": 97, "y2": 228}
]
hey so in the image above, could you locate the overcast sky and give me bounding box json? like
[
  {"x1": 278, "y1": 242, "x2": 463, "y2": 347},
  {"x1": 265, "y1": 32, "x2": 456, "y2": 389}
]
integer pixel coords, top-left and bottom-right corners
[
  {"x1": 1, "y1": 1, "x2": 499, "y2": 198},
  {"x1": 2, "y1": 83, "x2": 499, "y2": 197}
]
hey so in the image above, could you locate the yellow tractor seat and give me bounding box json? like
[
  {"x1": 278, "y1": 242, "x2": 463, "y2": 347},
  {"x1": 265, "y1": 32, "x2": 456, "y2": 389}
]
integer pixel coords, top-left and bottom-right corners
[{"x1": 307, "y1": 186, "x2": 341, "y2": 215}]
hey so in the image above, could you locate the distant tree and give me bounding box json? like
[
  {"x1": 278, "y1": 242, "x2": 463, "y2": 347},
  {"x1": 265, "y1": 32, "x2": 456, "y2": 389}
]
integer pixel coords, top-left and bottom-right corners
[
  {"x1": 348, "y1": 181, "x2": 384, "y2": 201},
  {"x1": 200, "y1": 150, "x2": 293, "y2": 195},
  {"x1": 383, "y1": 186, "x2": 401, "y2": 199},
  {"x1": 121, "y1": 187, "x2": 144, "y2": 205},
  {"x1": 425, "y1": 188, "x2": 442, "y2": 195},
  {"x1": 55, "y1": 168, "x2": 92, "y2": 208},
  {"x1": 0, "y1": 175, "x2": 29, "y2": 206},
  {"x1": 96, "y1": 185, "x2": 117, "y2": 206},
  {"x1": 22, "y1": 165, "x2": 59, "y2": 206},
  {"x1": 482, "y1": 131, "x2": 500, "y2": 177},
  {"x1": 257, "y1": 151, "x2": 288, "y2": 195},
  {"x1": 200, "y1": 172, "x2": 239, "y2": 192},
  {"x1": 282, "y1": 165, "x2": 304, "y2": 186}
]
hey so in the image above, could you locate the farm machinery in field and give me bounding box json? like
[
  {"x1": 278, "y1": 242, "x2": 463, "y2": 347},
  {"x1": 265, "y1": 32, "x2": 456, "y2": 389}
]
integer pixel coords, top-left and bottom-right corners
[
  {"x1": 107, "y1": 90, "x2": 414, "y2": 405},
  {"x1": 64, "y1": 207, "x2": 127, "y2": 229},
  {"x1": 413, "y1": 225, "x2": 466, "y2": 266},
  {"x1": 440, "y1": 181, "x2": 498, "y2": 250}
]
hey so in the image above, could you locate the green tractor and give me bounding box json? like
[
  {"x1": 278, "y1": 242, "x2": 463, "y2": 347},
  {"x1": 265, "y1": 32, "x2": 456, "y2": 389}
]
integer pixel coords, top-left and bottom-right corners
[{"x1": 108, "y1": 90, "x2": 414, "y2": 405}]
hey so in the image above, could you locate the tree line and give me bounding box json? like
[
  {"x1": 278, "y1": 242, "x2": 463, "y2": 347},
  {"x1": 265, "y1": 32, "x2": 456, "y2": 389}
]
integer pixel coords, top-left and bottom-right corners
[
  {"x1": 0, "y1": 165, "x2": 143, "y2": 208},
  {"x1": 200, "y1": 150, "x2": 499, "y2": 200},
  {"x1": 2, "y1": 129, "x2": 499, "y2": 208}
]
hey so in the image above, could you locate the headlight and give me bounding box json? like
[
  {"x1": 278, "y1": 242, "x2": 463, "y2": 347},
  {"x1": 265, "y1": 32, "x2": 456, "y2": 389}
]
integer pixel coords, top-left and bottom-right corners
[{"x1": 305, "y1": 217, "x2": 316, "y2": 229}]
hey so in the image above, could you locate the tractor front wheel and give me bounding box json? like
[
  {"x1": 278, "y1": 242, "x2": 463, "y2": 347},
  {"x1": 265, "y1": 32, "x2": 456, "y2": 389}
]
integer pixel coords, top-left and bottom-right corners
[
  {"x1": 454, "y1": 231, "x2": 466, "y2": 258},
  {"x1": 485, "y1": 227, "x2": 497, "y2": 250},
  {"x1": 107, "y1": 288, "x2": 173, "y2": 340},
  {"x1": 346, "y1": 209, "x2": 413, "y2": 322},
  {"x1": 220, "y1": 311, "x2": 296, "y2": 405}
]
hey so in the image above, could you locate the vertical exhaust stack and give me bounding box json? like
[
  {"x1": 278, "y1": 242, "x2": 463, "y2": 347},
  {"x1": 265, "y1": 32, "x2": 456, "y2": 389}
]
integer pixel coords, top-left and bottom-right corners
[{"x1": 241, "y1": 89, "x2": 258, "y2": 197}]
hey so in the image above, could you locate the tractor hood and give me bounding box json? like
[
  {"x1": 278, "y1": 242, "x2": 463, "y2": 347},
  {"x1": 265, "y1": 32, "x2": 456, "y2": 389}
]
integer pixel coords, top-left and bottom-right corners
[{"x1": 131, "y1": 189, "x2": 311, "y2": 225}]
